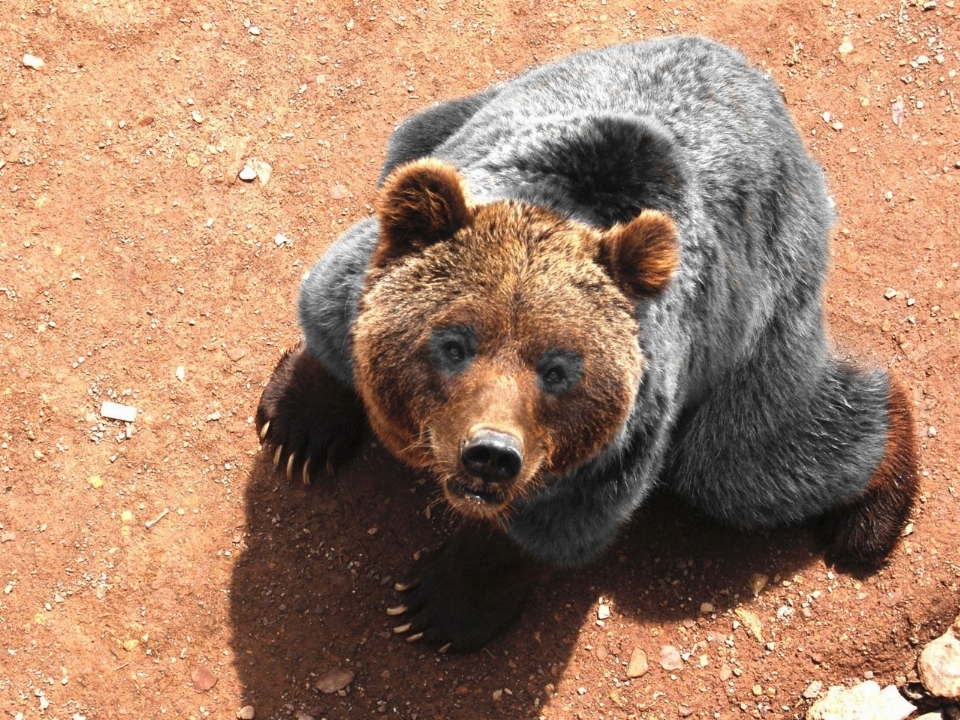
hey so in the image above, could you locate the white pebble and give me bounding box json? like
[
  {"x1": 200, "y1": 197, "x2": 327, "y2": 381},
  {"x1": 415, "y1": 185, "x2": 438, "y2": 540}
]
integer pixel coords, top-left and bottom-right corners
[
  {"x1": 928, "y1": 426, "x2": 937, "y2": 437},
  {"x1": 238, "y1": 166, "x2": 257, "y2": 181},
  {"x1": 274, "y1": 233, "x2": 291, "y2": 247},
  {"x1": 101, "y1": 401, "x2": 137, "y2": 423},
  {"x1": 22, "y1": 54, "x2": 44, "y2": 69},
  {"x1": 248, "y1": 26, "x2": 261, "y2": 35},
  {"x1": 884, "y1": 191, "x2": 894, "y2": 201}
]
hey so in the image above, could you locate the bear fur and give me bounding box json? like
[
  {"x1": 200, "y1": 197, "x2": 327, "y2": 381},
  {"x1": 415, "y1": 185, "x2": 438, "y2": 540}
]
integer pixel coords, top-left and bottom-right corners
[{"x1": 257, "y1": 36, "x2": 918, "y2": 651}]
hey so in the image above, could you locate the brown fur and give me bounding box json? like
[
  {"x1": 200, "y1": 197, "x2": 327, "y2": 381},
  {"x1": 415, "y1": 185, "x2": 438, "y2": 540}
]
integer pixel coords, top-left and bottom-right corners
[
  {"x1": 352, "y1": 160, "x2": 679, "y2": 519},
  {"x1": 827, "y1": 377, "x2": 919, "y2": 564}
]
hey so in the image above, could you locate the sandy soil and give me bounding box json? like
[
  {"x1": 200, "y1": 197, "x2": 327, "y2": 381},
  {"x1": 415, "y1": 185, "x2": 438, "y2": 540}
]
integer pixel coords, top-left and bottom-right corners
[{"x1": 1, "y1": 0, "x2": 959, "y2": 718}]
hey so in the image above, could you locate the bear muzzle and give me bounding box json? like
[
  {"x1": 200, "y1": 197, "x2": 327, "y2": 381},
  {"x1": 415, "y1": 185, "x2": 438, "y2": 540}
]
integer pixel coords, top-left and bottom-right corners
[{"x1": 445, "y1": 429, "x2": 525, "y2": 510}]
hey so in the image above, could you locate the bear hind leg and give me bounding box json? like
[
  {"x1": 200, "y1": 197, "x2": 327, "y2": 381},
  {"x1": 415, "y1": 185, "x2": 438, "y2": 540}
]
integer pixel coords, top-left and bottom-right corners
[{"x1": 823, "y1": 378, "x2": 918, "y2": 565}]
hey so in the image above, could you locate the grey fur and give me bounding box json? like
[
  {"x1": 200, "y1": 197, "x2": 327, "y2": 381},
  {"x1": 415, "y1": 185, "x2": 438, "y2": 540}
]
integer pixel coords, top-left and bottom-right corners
[{"x1": 298, "y1": 36, "x2": 891, "y2": 568}]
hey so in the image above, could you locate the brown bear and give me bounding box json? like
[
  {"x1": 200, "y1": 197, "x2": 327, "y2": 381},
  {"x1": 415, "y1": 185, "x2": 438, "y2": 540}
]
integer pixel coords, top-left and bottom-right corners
[{"x1": 256, "y1": 37, "x2": 918, "y2": 652}]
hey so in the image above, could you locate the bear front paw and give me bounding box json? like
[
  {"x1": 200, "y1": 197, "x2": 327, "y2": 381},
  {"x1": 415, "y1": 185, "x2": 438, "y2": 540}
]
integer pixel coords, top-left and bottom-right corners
[
  {"x1": 387, "y1": 526, "x2": 547, "y2": 652},
  {"x1": 255, "y1": 344, "x2": 366, "y2": 484}
]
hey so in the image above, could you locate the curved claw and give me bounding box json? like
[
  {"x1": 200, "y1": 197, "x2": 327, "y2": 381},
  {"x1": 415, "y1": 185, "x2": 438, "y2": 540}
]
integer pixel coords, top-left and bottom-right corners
[
  {"x1": 285, "y1": 453, "x2": 296, "y2": 482},
  {"x1": 259, "y1": 421, "x2": 270, "y2": 441},
  {"x1": 272, "y1": 445, "x2": 283, "y2": 468},
  {"x1": 392, "y1": 623, "x2": 412, "y2": 634},
  {"x1": 394, "y1": 580, "x2": 418, "y2": 593},
  {"x1": 438, "y1": 643, "x2": 451, "y2": 654},
  {"x1": 406, "y1": 632, "x2": 423, "y2": 643},
  {"x1": 302, "y1": 457, "x2": 312, "y2": 486},
  {"x1": 386, "y1": 605, "x2": 408, "y2": 617}
]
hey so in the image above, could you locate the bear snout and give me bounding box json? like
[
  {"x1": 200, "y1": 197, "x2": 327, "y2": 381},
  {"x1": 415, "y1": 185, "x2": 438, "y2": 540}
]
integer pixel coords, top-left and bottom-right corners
[{"x1": 460, "y1": 429, "x2": 524, "y2": 484}]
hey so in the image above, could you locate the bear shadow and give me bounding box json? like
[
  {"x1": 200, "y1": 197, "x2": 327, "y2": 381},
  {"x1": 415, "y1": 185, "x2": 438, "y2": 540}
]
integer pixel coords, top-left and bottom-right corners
[{"x1": 229, "y1": 441, "x2": 823, "y2": 719}]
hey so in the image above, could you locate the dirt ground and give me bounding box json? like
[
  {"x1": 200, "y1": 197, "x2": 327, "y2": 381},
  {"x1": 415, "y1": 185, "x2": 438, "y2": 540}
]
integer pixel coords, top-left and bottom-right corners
[{"x1": 1, "y1": 0, "x2": 959, "y2": 718}]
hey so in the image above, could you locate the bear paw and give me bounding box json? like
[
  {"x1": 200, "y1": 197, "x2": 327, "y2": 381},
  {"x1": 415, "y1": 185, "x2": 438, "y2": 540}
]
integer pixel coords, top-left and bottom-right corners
[
  {"x1": 255, "y1": 344, "x2": 366, "y2": 484},
  {"x1": 387, "y1": 526, "x2": 547, "y2": 652}
]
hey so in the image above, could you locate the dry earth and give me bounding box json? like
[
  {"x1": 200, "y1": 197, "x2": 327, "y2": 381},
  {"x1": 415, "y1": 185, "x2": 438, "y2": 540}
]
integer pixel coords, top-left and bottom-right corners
[{"x1": 1, "y1": 0, "x2": 959, "y2": 719}]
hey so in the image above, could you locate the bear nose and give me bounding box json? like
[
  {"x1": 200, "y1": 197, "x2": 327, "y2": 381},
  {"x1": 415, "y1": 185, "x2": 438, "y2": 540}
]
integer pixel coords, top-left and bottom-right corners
[{"x1": 460, "y1": 430, "x2": 523, "y2": 483}]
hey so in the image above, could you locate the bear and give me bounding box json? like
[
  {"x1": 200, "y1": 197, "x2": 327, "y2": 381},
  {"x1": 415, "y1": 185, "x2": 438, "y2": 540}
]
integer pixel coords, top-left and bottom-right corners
[{"x1": 256, "y1": 36, "x2": 919, "y2": 652}]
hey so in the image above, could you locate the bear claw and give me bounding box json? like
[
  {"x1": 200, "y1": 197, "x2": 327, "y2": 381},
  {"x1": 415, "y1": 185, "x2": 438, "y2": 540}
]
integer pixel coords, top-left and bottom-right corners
[
  {"x1": 259, "y1": 421, "x2": 270, "y2": 442},
  {"x1": 392, "y1": 622, "x2": 412, "y2": 634},
  {"x1": 285, "y1": 453, "x2": 296, "y2": 482},
  {"x1": 272, "y1": 445, "x2": 283, "y2": 468},
  {"x1": 394, "y1": 580, "x2": 417, "y2": 592},
  {"x1": 406, "y1": 632, "x2": 423, "y2": 643},
  {"x1": 302, "y1": 457, "x2": 312, "y2": 485},
  {"x1": 438, "y1": 643, "x2": 451, "y2": 654},
  {"x1": 386, "y1": 605, "x2": 408, "y2": 616}
]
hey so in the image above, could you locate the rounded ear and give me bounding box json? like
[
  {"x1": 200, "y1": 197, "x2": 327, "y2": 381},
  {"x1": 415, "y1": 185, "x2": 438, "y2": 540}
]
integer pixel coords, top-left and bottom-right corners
[
  {"x1": 595, "y1": 209, "x2": 679, "y2": 298},
  {"x1": 373, "y1": 159, "x2": 473, "y2": 267}
]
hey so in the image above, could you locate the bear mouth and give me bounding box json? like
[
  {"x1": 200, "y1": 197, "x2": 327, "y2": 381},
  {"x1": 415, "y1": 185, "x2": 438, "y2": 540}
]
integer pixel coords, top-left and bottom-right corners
[{"x1": 446, "y1": 481, "x2": 507, "y2": 510}]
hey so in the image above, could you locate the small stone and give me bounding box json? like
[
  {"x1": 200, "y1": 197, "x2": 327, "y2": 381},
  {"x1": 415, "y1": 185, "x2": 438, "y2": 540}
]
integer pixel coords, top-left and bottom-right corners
[
  {"x1": 660, "y1": 645, "x2": 683, "y2": 671},
  {"x1": 626, "y1": 647, "x2": 649, "y2": 678},
  {"x1": 838, "y1": 38, "x2": 854, "y2": 55},
  {"x1": 101, "y1": 401, "x2": 137, "y2": 423},
  {"x1": 678, "y1": 706, "x2": 693, "y2": 718},
  {"x1": 917, "y1": 55, "x2": 930, "y2": 65},
  {"x1": 803, "y1": 680, "x2": 823, "y2": 699},
  {"x1": 191, "y1": 110, "x2": 204, "y2": 123},
  {"x1": 186, "y1": 153, "x2": 201, "y2": 168},
  {"x1": 248, "y1": 26, "x2": 261, "y2": 35},
  {"x1": 749, "y1": 573, "x2": 769, "y2": 596},
  {"x1": 238, "y1": 166, "x2": 258, "y2": 182},
  {"x1": 274, "y1": 233, "x2": 290, "y2": 247},
  {"x1": 752, "y1": 685, "x2": 763, "y2": 696},
  {"x1": 928, "y1": 426, "x2": 937, "y2": 438},
  {"x1": 918, "y1": 623, "x2": 960, "y2": 699},
  {"x1": 719, "y1": 665, "x2": 732, "y2": 681},
  {"x1": 0, "y1": 532, "x2": 15, "y2": 543},
  {"x1": 237, "y1": 706, "x2": 255, "y2": 720},
  {"x1": 832, "y1": 121, "x2": 844, "y2": 131},
  {"x1": 315, "y1": 667, "x2": 354, "y2": 694},
  {"x1": 492, "y1": 689, "x2": 503, "y2": 701},
  {"x1": 23, "y1": 54, "x2": 44, "y2": 69},
  {"x1": 735, "y1": 607, "x2": 764, "y2": 643},
  {"x1": 821, "y1": 111, "x2": 832, "y2": 123},
  {"x1": 192, "y1": 665, "x2": 218, "y2": 692},
  {"x1": 597, "y1": 604, "x2": 611, "y2": 620},
  {"x1": 884, "y1": 288, "x2": 898, "y2": 299},
  {"x1": 806, "y1": 682, "x2": 915, "y2": 720},
  {"x1": 176, "y1": 366, "x2": 185, "y2": 382},
  {"x1": 700, "y1": 602, "x2": 715, "y2": 613}
]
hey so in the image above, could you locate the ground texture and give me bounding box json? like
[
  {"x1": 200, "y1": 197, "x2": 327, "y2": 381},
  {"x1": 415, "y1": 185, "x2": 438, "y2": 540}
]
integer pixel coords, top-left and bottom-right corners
[{"x1": 1, "y1": 0, "x2": 959, "y2": 718}]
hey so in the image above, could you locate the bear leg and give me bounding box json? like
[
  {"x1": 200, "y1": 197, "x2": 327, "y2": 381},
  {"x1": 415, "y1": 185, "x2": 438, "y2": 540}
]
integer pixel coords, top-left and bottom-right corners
[
  {"x1": 668, "y1": 318, "x2": 918, "y2": 565},
  {"x1": 256, "y1": 344, "x2": 366, "y2": 484},
  {"x1": 388, "y1": 525, "x2": 550, "y2": 652},
  {"x1": 822, "y1": 378, "x2": 918, "y2": 565}
]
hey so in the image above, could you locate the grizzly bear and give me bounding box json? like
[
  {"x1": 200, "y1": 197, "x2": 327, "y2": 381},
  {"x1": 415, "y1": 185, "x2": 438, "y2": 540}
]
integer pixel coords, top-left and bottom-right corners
[{"x1": 256, "y1": 36, "x2": 918, "y2": 652}]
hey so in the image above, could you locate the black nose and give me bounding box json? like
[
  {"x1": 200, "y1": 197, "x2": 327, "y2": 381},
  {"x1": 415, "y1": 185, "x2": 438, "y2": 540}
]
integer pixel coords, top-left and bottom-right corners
[{"x1": 460, "y1": 431, "x2": 523, "y2": 483}]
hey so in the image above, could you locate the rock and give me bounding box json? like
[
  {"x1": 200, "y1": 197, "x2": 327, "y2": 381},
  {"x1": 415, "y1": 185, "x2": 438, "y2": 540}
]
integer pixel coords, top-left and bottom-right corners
[
  {"x1": 838, "y1": 38, "x2": 854, "y2": 55},
  {"x1": 315, "y1": 667, "x2": 355, "y2": 694},
  {"x1": 237, "y1": 706, "x2": 255, "y2": 720},
  {"x1": 23, "y1": 54, "x2": 44, "y2": 69},
  {"x1": 101, "y1": 401, "x2": 137, "y2": 422},
  {"x1": 238, "y1": 166, "x2": 258, "y2": 182},
  {"x1": 659, "y1": 645, "x2": 683, "y2": 671},
  {"x1": 192, "y1": 665, "x2": 218, "y2": 692},
  {"x1": 884, "y1": 287, "x2": 898, "y2": 299},
  {"x1": 626, "y1": 647, "x2": 648, "y2": 678},
  {"x1": 735, "y1": 607, "x2": 764, "y2": 643},
  {"x1": 749, "y1": 573, "x2": 769, "y2": 597},
  {"x1": 597, "y1": 604, "x2": 610, "y2": 620},
  {"x1": 918, "y1": 622, "x2": 960, "y2": 699},
  {"x1": 806, "y1": 682, "x2": 915, "y2": 720},
  {"x1": 803, "y1": 680, "x2": 823, "y2": 699},
  {"x1": 719, "y1": 665, "x2": 732, "y2": 681}
]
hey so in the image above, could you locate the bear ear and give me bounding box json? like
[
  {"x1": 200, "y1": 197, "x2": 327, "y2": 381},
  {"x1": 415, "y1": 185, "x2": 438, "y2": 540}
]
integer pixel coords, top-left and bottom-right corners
[
  {"x1": 595, "y1": 209, "x2": 679, "y2": 298},
  {"x1": 373, "y1": 159, "x2": 473, "y2": 267}
]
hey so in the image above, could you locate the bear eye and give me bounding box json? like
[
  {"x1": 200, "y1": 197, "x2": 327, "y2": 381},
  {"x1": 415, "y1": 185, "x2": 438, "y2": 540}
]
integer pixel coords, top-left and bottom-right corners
[
  {"x1": 429, "y1": 324, "x2": 477, "y2": 375},
  {"x1": 537, "y1": 349, "x2": 582, "y2": 395},
  {"x1": 444, "y1": 341, "x2": 465, "y2": 362}
]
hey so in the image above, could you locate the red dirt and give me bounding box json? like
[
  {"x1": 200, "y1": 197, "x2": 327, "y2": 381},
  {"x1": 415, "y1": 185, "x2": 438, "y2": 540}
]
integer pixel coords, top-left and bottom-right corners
[{"x1": 1, "y1": 1, "x2": 959, "y2": 719}]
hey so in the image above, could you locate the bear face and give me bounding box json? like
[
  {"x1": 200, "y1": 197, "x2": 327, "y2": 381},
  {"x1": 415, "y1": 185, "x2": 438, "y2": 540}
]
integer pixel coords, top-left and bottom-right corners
[{"x1": 352, "y1": 159, "x2": 678, "y2": 518}]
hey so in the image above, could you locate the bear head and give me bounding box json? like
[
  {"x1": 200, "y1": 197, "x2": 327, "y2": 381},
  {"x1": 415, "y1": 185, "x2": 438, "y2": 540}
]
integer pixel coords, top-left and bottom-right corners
[{"x1": 352, "y1": 159, "x2": 678, "y2": 520}]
